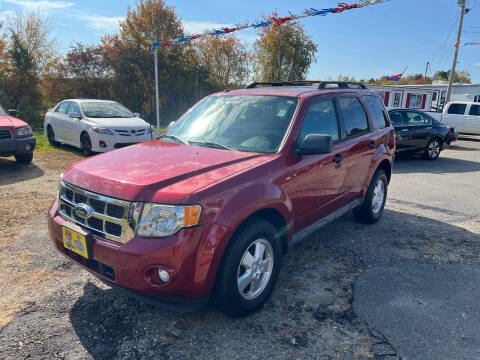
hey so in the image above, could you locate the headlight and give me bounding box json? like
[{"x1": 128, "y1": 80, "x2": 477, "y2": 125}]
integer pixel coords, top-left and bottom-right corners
[
  {"x1": 15, "y1": 125, "x2": 33, "y2": 137},
  {"x1": 92, "y1": 127, "x2": 113, "y2": 135},
  {"x1": 137, "y1": 204, "x2": 201, "y2": 237}
]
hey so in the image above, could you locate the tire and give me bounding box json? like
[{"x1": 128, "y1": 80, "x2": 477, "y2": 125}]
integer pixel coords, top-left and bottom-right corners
[
  {"x1": 47, "y1": 126, "x2": 58, "y2": 146},
  {"x1": 80, "y1": 133, "x2": 93, "y2": 156},
  {"x1": 15, "y1": 153, "x2": 33, "y2": 164},
  {"x1": 211, "y1": 219, "x2": 282, "y2": 317},
  {"x1": 353, "y1": 169, "x2": 388, "y2": 224},
  {"x1": 423, "y1": 138, "x2": 441, "y2": 160}
]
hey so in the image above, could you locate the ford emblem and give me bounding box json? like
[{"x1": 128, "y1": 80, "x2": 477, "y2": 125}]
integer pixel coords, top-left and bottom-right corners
[{"x1": 75, "y1": 203, "x2": 94, "y2": 219}]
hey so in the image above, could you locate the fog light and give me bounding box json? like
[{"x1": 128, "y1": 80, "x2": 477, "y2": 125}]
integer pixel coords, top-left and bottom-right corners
[
  {"x1": 158, "y1": 269, "x2": 170, "y2": 283},
  {"x1": 99, "y1": 141, "x2": 106, "y2": 148},
  {"x1": 25, "y1": 144, "x2": 32, "y2": 151}
]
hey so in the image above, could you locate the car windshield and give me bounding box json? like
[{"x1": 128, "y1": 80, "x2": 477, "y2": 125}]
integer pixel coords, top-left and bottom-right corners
[
  {"x1": 81, "y1": 102, "x2": 134, "y2": 118},
  {"x1": 0, "y1": 105, "x2": 8, "y2": 116},
  {"x1": 166, "y1": 95, "x2": 298, "y2": 153}
]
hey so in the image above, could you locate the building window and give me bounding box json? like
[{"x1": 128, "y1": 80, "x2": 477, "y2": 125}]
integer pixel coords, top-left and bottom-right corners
[
  {"x1": 432, "y1": 92, "x2": 438, "y2": 101},
  {"x1": 393, "y1": 93, "x2": 401, "y2": 107},
  {"x1": 474, "y1": 95, "x2": 480, "y2": 103},
  {"x1": 410, "y1": 94, "x2": 423, "y2": 108}
]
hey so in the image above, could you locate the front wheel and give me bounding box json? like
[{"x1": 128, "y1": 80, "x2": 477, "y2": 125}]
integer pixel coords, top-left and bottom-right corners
[
  {"x1": 423, "y1": 138, "x2": 441, "y2": 160},
  {"x1": 80, "y1": 133, "x2": 93, "y2": 156},
  {"x1": 353, "y1": 169, "x2": 388, "y2": 224},
  {"x1": 211, "y1": 219, "x2": 282, "y2": 317},
  {"x1": 15, "y1": 153, "x2": 33, "y2": 164}
]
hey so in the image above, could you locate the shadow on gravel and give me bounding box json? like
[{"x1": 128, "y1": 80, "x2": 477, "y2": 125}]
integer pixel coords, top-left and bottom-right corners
[
  {"x1": 0, "y1": 158, "x2": 44, "y2": 185},
  {"x1": 393, "y1": 156, "x2": 480, "y2": 174},
  {"x1": 65, "y1": 209, "x2": 480, "y2": 360}
]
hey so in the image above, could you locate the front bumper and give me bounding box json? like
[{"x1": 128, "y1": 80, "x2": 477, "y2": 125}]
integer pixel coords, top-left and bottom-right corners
[
  {"x1": 47, "y1": 200, "x2": 231, "y2": 305},
  {"x1": 0, "y1": 135, "x2": 36, "y2": 156},
  {"x1": 90, "y1": 132, "x2": 153, "y2": 153}
]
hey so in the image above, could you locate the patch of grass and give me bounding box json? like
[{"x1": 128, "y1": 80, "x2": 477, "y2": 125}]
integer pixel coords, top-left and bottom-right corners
[{"x1": 33, "y1": 129, "x2": 54, "y2": 152}]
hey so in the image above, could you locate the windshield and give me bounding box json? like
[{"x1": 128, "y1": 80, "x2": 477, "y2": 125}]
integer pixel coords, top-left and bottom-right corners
[
  {"x1": 81, "y1": 102, "x2": 134, "y2": 118},
  {"x1": 0, "y1": 105, "x2": 8, "y2": 116},
  {"x1": 166, "y1": 95, "x2": 298, "y2": 153}
]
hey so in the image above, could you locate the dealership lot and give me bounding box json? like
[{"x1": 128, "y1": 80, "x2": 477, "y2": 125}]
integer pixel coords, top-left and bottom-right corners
[{"x1": 0, "y1": 139, "x2": 479, "y2": 360}]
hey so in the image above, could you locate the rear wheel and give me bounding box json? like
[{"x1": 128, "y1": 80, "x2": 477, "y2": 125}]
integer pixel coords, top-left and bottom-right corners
[
  {"x1": 423, "y1": 138, "x2": 441, "y2": 160},
  {"x1": 211, "y1": 219, "x2": 282, "y2": 317},
  {"x1": 15, "y1": 153, "x2": 33, "y2": 164},
  {"x1": 353, "y1": 169, "x2": 388, "y2": 224},
  {"x1": 47, "y1": 126, "x2": 58, "y2": 146},
  {"x1": 80, "y1": 133, "x2": 93, "y2": 156}
]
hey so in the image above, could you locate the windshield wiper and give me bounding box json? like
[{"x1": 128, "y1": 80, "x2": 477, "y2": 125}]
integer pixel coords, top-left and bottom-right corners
[
  {"x1": 188, "y1": 140, "x2": 232, "y2": 150},
  {"x1": 160, "y1": 134, "x2": 188, "y2": 145}
]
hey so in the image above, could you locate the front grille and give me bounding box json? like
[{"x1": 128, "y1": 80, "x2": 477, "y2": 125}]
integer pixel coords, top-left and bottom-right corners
[
  {"x1": 58, "y1": 180, "x2": 141, "y2": 244},
  {"x1": 114, "y1": 143, "x2": 138, "y2": 149},
  {"x1": 0, "y1": 129, "x2": 12, "y2": 140},
  {"x1": 114, "y1": 129, "x2": 146, "y2": 137}
]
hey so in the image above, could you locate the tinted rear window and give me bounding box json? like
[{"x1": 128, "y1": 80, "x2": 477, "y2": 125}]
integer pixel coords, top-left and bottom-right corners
[
  {"x1": 447, "y1": 104, "x2": 467, "y2": 115},
  {"x1": 364, "y1": 96, "x2": 388, "y2": 128},
  {"x1": 469, "y1": 105, "x2": 480, "y2": 116},
  {"x1": 337, "y1": 97, "x2": 369, "y2": 137}
]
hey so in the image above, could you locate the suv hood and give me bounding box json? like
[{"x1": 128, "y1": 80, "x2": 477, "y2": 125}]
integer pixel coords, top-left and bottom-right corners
[
  {"x1": 85, "y1": 116, "x2": 150, "y2": 129},
  {"x1": 63, "y1": 139, "x2": 270, "y2": 203},
  {"x1": 0, "y1": 115, "x2": 28, "y2": 128}
]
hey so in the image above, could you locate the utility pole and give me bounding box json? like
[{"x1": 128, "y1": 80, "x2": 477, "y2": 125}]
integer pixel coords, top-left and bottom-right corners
[
  {"x1": 153, "y1": 46, "x2": 160, "y2": 137},
  {"x1": 446, "y1": 0, "x2": 467, "y2": 103},
  {"x1": 424, "y1": 61, "x2": 430, "y2": 85}
]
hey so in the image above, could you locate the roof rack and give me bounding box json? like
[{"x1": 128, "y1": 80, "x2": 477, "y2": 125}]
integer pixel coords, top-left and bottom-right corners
[{"x1": 246, "y1": 80, "x2": 367, "y2": 90}]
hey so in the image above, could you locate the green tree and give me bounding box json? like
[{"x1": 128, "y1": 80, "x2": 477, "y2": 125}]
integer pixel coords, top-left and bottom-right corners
[{"x1": 252, "y1": 14, "x2": 317, "y2": 81}]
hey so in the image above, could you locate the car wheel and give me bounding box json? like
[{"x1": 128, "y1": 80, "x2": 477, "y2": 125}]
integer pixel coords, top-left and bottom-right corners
[
  {"x1": 211, "y1": 219, "x2": 282, "y2": 317},
  {"x1": 80, "y1": 133, "x2": 93, "y2": 156},
  {"x1": 47, "y1": 126, "x2": 58, "y2": 146},
  {"x1": 14, "y1": 153, "x2": 33, "y2": 164},
  {"x1": 423, "y1": 138, "x2": 441, "y2": 160},
  {"x1": 353, "y1": 169, "x2": 388, "y2": 224}
]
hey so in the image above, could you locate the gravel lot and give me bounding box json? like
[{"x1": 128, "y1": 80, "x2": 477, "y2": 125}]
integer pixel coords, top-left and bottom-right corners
[{"x1": 1, "y1": 139, "x2": 479, "y2": 360}]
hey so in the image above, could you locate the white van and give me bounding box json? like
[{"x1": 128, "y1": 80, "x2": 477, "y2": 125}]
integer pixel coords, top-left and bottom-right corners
[{"x1": 441, "y1": 102, "x2": 480, "y2": 135}]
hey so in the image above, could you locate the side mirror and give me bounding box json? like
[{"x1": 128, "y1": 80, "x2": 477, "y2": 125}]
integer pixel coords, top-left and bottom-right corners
[
  {"x1": 68, "y1": 112, "x2": 82, "y2": 119},
  {"x1": 166, "y1": 121, "x2": 176, "y2": 131},
  {"x1": 133, "y1": 112, "x2": 140, "y2": 118},
  {"x1": 295, "y1": 134, "x2": 333, "y2": 156},
  {"x1": 8, "y1": 109, "x2": 17, "y2": 116}
]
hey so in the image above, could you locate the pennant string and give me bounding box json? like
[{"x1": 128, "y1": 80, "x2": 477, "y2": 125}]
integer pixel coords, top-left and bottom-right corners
[{"x1": 151, "y1": 0, "x2": 389, "y2": 49}]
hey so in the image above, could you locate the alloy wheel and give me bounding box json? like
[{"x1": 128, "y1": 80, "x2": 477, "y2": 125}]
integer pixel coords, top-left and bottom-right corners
[
  {"x1": 371, "y1": 179, "x2": 385, "y2": 215},
  {"x1": 428, "y1": 140, "x2": 440, "y2": 159},
  {"x1": 237, "y1": 239, "x2": 274, "y2": 300}
]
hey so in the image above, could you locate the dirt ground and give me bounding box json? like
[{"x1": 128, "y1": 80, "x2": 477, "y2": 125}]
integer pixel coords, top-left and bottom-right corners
[{"x1": 0, "y1": 140, "x2": 479, "y2": 360}]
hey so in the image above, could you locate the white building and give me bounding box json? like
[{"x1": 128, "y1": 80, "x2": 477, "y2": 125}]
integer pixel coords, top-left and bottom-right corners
[{"x1": 366, "y1": 83, "x2": 480, "y2": 112}]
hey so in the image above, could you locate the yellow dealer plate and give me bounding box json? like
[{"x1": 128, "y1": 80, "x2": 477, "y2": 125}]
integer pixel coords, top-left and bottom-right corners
[{"x1": 62, "y1": 226, "x2": 89, "y2": 259}]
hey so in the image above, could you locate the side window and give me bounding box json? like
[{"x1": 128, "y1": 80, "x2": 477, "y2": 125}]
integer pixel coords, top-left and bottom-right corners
[
  {"x1": 405, "y1": 112, "x2": 429, "y2": 126},
  {"x1": 469, "y1": 105, "x2": 480, "y2": 116},
  {"x1": 298, "y1": 99, "x2": 339, "y2": 142},
  {"x1": 337, "y1": 96, "x2": 369, "y2": 137},
  {"x1": 389, "y1": 111, "x2": 405, "y2": 126},
  {"x1": 364, "y1": 95, "x2": 388, "y2": 128},
  {"x1": 67, "y1": 102, "x2": 81, "y2": 115},
  {"x1": 447, "y1": 103, "x2": 467, "y2": 115},
  {"x1": 56, "y1": 102, "x2": 69, "y2": 114}
]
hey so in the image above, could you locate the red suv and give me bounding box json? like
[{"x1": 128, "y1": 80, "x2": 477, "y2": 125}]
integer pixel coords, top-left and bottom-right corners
[{"x1": 48, "y1": 81, "x2": 395, "y2": 317}]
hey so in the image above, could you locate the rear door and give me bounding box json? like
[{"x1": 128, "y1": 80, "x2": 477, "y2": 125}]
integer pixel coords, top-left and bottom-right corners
[
  {"x1": 336, "y1": 95, "x2": 376, "y2": 201},
  {"x1": 51, "y1": 101, "x2": 70, "y2": 141},
  {"x1": 402, "y1": 111, "x2": 435, "y2": 150},
  {"x1": 291, "y1": 96, "x2": 347, "y2": 230},
  {"x1": 389, "y1": 110, "x2": 410, "y2": 152},
  {"x1": 465, "y1": 104, "x2": 480, "y2": 135}
]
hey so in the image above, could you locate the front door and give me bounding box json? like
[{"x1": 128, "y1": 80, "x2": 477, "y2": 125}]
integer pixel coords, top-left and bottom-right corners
[
  {"x1": 465, "y1": 104, "x2": 480, "y2": 134},
  {"x1": 290, "y1": 97, "x2": 347, "y2": 231},
  {"x1": 65, "y1": 102, "x2": 83, "y2": 144}
]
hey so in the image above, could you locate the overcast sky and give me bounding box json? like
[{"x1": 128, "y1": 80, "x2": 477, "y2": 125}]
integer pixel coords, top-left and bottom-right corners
[{"x1": 1, "y1": 0, "x2": 479, "y2": 82}]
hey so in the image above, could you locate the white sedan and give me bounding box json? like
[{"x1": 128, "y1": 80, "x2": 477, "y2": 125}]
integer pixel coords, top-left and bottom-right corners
[{"x1": 44, "y1": 99, "x2": 153, "y2": 155}]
